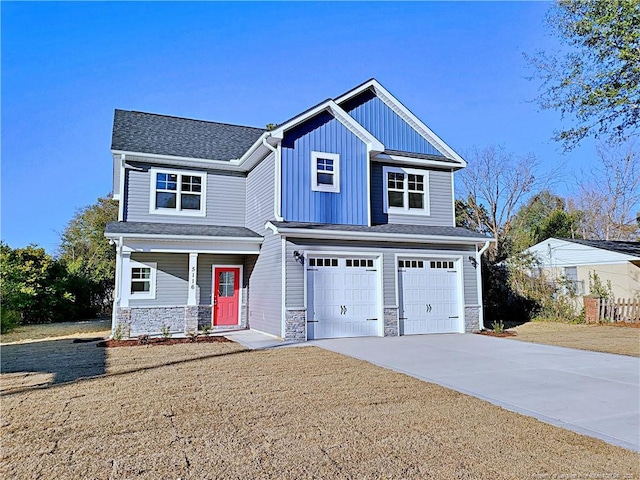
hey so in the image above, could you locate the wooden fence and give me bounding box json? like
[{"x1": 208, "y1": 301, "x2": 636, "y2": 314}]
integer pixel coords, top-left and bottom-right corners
[{"x1": 597, "y1": 298, "x2": 640, "y2": 324}]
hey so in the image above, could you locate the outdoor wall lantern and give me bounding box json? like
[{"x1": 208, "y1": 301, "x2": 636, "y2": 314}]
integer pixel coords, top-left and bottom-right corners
[
  {"x1": 468, "y1": 255, "x2": 478, "y2": 269},
  {"x1": 293, "y1": 251, "x2": 304, "y2": 264}
]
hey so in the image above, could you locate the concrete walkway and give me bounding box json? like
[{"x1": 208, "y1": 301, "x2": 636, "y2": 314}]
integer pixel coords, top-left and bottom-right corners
[{"x1": 311, "y1": 334, "x2": 640, "y2": 452}]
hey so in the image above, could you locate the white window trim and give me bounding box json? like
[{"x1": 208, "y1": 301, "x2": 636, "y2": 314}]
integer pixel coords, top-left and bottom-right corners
[
  {"x1": 129, "y1": 261, "x2": 157, "y2": 300},
  {"x1": 383, "y1": 166, "x2": 430, "y2": 216},
  {"x1": 149, "y1": 167, "x2": 207, "y2": 217},
  {"x1": 311, "y1": 151, "x2": 340, "y2": 193}
]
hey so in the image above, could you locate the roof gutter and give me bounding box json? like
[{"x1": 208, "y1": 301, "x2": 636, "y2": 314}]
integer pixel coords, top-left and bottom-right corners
[
  {"x1": 266, "y1": 222, "x2": 491, "y2": 245},
  {"x1": 104, "y1": 232, "x2": 263, "y2": 242}
]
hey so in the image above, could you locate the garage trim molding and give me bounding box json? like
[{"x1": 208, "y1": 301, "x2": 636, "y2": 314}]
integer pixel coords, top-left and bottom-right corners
[
  {"x1": 303, "y1": 250, "x2": 384, "y2": 339},
  {"x1": 393, "y1": 253, "x2": 466, "y2": 334}
]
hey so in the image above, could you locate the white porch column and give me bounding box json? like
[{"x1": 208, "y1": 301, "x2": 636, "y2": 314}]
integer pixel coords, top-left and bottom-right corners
[
  {"x1": 187, "y1": 252, "x2": 198, "y2": 306},
  {"x1": 120, "y1": 252, "x2": 132, "y2": 308}
]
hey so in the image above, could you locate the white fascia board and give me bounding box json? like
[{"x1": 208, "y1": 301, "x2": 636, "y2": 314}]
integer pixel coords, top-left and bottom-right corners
[
  {"x1": 235, "y1": 132, "x2": 272, "y2": 171},
  {"x1": 269, "y1": 100, "x2": 384, "y2": 153},
  {"x1": 373, "y1": 154, "x2": 460, "y2": 170},
  {"x1": 334, "y1": 79, "x2": 466, "y2": 167},
  {"x1": 265, "y1": 222, "x2": 491, "y2": 246},
  {"x1": 111, "y1": 149, "x2": 242, "y2": 167},
  {"x1": 123, "y1": 242, "x2": 261, "y2": 255},
  {"x1": 112, "y1": 151, "x2": 245, "y2": 175},
  {"x1": 105, "y1": 232, "x2": 263, "y2": 243}
]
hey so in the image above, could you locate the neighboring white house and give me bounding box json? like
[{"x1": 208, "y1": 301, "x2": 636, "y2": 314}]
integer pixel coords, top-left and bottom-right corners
[{"x1": 525, "y1": 238, "x2": 640, "y2": 300}]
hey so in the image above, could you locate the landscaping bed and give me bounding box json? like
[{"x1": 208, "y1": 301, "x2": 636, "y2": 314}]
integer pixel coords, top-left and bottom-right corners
[
  {"x1": 98, "y1": 335, "x2": 231, "y2": 348},
  {"x1": 476, "y1": 330, "x2": 517, "y2": 338}
]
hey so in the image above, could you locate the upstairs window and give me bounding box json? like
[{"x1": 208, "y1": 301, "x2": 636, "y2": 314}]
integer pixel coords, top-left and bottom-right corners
[
  {"x1": 311, "y1": 151, "x2": 340, "y2": 193},
  {"x1": 383, "y1": 166, "x2": 430, "y2": 215},
  {"x1": 150, "y1": 168, "x2": 206, "y2": 216}
]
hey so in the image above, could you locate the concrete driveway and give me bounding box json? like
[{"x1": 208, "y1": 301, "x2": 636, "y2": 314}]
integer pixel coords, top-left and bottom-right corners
[{"x1": 312, "y1": 334, "x2": 640, "y2": 452}]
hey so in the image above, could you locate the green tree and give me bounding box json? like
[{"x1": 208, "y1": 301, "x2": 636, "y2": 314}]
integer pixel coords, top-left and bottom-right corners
[
  {"x1": 508, "y1": 191, "x2": 582, "y2": 252},
  {"x1": 0, "y1": 243, "x2": 73, "y2": 328},
  {"x1": 58, "y1": 195, "x2": 118, "y2": 312},
  {"x1": 528, "y1": 0, "x2": 640, "y2": 150}
]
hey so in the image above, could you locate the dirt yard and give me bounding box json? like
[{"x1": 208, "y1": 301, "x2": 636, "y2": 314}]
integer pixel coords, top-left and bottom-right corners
[
  {"x1": 1, "y1": 341, "x2": 638, "y2": 479},
  {"x1": 0, "y1": 318, "x2": 111, "y2": 344},
  {"x1": 509, "y1": 322, "x2": 640, "y2": 357}
]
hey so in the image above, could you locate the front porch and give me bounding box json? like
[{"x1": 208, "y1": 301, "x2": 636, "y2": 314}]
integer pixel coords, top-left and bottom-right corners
[{"x1": 106, "y1": 222, "x2": 263, "y2": 338}]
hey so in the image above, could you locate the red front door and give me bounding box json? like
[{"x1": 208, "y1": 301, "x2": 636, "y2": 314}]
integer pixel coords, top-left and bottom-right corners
[{"x1": 213, "y1": 267, "x2": 240, "y2": 325}]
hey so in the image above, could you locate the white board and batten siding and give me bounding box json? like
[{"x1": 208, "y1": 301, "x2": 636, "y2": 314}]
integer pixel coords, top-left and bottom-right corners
[
  {"x1": 397, "y1": 258, "x2": 463, "y2": 334},
  {"x1": 306, "y1": 256, "x2": 382, "y2": 339},
  {"x1": 244, "y1": 153, "x2": 283, "y2": 337},
  {"x1": 124, "y1": 164, "x2": 246, "y2": 226}
]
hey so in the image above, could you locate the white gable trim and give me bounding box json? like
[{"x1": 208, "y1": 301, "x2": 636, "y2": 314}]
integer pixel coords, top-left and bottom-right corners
[
  {"x1": 334, "y1": 79, "x2": 466, "y2": 167},
  {"x1": 268, "y1": 100, "x2": 384, "y2": 153}
]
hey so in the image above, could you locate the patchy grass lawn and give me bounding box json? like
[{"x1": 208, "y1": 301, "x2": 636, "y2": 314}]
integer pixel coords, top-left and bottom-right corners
[
  {"x1": 509, "y1": 322, "x2": 640, "y2": 357},
  {"x1": 1, "y1": 341, "x2": 638, "y2": 479},
  {"x1": 0, "y1": 319, "x2": 111, "y2": 344}
]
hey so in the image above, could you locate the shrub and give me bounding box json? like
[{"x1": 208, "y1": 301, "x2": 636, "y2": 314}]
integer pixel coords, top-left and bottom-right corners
[{"x1": 1, "y1": 309, "x2": 21, "y2": 334}]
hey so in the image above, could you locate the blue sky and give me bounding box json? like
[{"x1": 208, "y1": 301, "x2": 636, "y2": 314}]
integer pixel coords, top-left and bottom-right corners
[{"x1": 2, "y1": 1, "x2": 597, "y2": 252}]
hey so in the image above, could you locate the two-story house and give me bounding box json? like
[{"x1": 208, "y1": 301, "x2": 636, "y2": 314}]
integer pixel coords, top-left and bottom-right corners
[{"x1": 105, "y1": 79, "x2": 492, "y2": 341}]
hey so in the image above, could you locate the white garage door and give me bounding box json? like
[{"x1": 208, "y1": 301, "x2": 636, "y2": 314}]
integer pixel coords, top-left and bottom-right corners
[
  {"x1": 307, "y1": 257, "x2": 380, "y2": 339},
  {"x1": 398, "y1": 258, "x2": 461, "y2": 334}
]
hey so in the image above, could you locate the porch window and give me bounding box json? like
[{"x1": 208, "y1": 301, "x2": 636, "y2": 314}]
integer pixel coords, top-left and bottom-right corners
[
  {"x1": 311, "y1": 151, "x2": 340, "y2": 193},
  {"x1": 383, "y1": 166, "x2": 430, "y2": 215},
  {"x1": 150, "y1": 168, "x2": 206, "y2": 216},
  {"x1": 129, "y1": 261, "x2": 156, "y2": 299}
]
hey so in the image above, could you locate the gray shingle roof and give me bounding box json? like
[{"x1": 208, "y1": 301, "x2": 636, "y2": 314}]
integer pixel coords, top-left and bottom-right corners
[
  {"x1": 111, "y1": 110, "x2": 265, "y2": 161},
  {"x1": 561, "y1": 238, "x2": 640, "y2": 257},
  {"x1": 105, "y1": 222, "x2": 262, "y2": 238},
  {"x1": 271, "y1": 222, "x2": 489, "y2": 240},
  {"x1": 383, "y1": 149, "x2": 454, "y2": 162}
]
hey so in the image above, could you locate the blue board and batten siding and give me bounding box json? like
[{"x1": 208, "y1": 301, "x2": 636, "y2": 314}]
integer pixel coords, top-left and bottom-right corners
[
  {"x1": 281, "y1": 112, "x2": 369, "y2": 226},
  {"x1": 341, "y1": 89, "x2": 444, "y2": 156}
]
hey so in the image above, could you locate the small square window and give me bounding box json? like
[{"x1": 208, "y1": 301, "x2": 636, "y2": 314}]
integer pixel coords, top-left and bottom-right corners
[
  {"x1": 129, "y1": 262, "x2": 156, "y2": 299},
  {"x1": 311, "y1": 152, "x2": 340, "y2": 193}
]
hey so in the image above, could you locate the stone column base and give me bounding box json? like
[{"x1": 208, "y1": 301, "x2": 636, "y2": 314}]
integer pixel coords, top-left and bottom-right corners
[
  {"x1": 285, "y1": 309, "x2": 306, "y2": 342},
  {"x1": 384, "y1": 307, "x2": 399, "y2": 337}
]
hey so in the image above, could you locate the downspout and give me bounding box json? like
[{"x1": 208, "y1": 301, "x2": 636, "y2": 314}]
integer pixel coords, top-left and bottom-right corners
[
  {"x1": 476, "y1": 240, "x2": 491, "y2": 330},
  {"x1": 111, "y1": 236, "x2": 124, "y2": 337},
  {"x1": 118, "y1": 154, "x2": 126, "y2": 221},
  {"x1": 262, "y1": 137, "x2": 284, "y2": 221}
]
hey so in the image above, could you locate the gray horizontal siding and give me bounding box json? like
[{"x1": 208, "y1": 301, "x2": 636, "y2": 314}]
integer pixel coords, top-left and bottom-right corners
[
  {"x1": 124, "y1": 164, "x2": 246, "y2": 226},
  {"x1": 245, "y1": 153, "x2": 282, "y2": 337},
  {"x1": 130, "y1": 253, "x2": 189, "y2": 306},
  {"x1": 371, "y1": 163, "x2": 454, "y2": 227},
  {"x1": 113, "y1": 155, "x2": 120, "y2": 197},
  {"x1": 285, "y1": 239, "x2": 477, "y2": 308}
]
